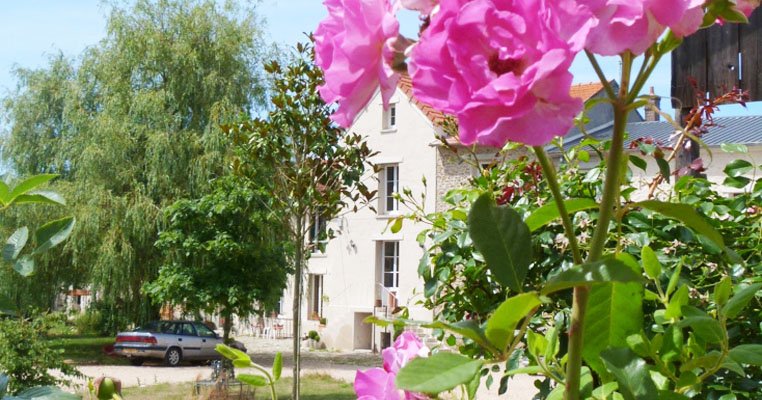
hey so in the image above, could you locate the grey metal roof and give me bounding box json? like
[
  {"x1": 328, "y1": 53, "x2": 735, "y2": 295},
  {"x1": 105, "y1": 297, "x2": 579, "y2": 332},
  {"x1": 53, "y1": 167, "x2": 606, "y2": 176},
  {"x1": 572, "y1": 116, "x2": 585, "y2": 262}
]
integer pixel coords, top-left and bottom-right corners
[{"x1": 561, "y1": 115, "x2": 762, "y2": 149}]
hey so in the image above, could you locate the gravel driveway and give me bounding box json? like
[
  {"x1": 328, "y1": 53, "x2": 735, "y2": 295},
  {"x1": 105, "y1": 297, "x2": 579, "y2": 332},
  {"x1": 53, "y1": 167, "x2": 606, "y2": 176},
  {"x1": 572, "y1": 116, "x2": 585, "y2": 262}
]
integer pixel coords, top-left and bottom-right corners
[{"x1": 74, "y1": 337, "x2": 540, "y2": 400}]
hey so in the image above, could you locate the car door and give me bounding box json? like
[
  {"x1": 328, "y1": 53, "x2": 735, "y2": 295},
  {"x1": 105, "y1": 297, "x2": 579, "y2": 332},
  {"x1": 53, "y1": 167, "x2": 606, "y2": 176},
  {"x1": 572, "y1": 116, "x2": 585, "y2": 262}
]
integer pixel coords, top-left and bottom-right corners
[
  {"x1": 194, "y1": 322, "x2": 221, "y2": 358},
  {"x1": 175, "y1": 322, "x2": 203, "y2": 360}
]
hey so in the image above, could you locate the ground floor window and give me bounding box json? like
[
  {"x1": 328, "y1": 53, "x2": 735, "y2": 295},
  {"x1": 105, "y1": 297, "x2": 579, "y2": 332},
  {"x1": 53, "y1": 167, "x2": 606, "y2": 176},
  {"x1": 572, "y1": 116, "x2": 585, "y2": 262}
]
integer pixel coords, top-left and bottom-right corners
[{"x1": 308, "y1": 274, "x2": 323, "y2": 320}]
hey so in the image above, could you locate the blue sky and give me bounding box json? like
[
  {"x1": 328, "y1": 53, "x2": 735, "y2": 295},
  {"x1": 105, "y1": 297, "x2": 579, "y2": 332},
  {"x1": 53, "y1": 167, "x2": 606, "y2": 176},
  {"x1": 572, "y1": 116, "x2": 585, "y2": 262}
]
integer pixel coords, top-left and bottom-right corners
[{"x1": 0, "y1": 0, "x2": 757, "y2": 117}]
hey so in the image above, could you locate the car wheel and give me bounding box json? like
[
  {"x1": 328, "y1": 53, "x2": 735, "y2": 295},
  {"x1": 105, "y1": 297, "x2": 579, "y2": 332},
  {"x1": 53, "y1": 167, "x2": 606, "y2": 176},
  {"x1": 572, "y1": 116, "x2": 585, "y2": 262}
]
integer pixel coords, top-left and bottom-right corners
[
  {"x1": 164, "y1": 347, "x2": 182, "y2": 367},
  {"x1": 129, "y1": 357, "x2": 144, "y2": 366}
]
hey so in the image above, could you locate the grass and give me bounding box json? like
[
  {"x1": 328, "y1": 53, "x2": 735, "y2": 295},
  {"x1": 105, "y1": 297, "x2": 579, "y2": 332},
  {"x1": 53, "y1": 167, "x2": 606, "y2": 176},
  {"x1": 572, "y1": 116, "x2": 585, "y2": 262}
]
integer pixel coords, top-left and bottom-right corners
[
  {"x1": 121, "y1": 373, "x2": 355, "y2": 400},
  {"x1": 46, "y1": 334, "x2": 127, "y2": 365}
]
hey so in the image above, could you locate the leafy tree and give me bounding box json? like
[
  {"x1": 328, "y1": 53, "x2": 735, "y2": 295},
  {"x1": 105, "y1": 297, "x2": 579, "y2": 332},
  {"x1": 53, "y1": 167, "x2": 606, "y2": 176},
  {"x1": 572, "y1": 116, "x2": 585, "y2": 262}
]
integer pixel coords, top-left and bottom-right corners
[
  {"x1": 1, "y1": 0, "x2": 269, "y2": 328},
  {"x1": 145, "y1": 176, "x2": 292, "y2": 341},
  {"x1": 226, "y1": 43, "x2": 375, "y2": 399}
]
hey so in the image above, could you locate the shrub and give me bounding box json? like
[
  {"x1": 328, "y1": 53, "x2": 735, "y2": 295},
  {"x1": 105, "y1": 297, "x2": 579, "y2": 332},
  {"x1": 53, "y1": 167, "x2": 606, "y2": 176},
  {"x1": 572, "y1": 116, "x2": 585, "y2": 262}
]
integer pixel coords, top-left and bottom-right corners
[{"x1": 0, "y1": 318, "x2": 79, "y2": 394}]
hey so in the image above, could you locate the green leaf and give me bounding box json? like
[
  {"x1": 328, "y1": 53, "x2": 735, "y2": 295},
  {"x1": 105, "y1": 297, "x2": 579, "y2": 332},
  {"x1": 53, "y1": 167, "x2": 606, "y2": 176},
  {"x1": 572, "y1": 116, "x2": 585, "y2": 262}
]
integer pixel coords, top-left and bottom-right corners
[
  {"x1": 656, "y1": 158, "x2": 671, "y2": 183},
  {"x1": 468, "y1": 193, "x2": 532, "y2": 292},
  {"x1": 14, "y1": 256, "x2": 34, "y2": 277},
  {"x1": 600, "y1": 348, "x2": 659, "y2": 400},
  {"x1": 272, "y1": 352, "x2": 282, "y2": 381},
  {"x1": 640, "y1": 246, "x2": 661, "y2": 280},
  {"x1": 12, "y1": 191, "x2": 66, "y2": 206},
  {"x1": 215, "y1": 344, "x2": 250, "y2": 362},
  {"x1": 504, "y1": 365, "x2": 544, "y2": 376},
  {"x1": 390, "y1": 217, "x2": 403, "y2": 234},
  {"x1": 714, "y1": 276, "x2": 732, "y2": 308},
  {"x1": 635, "y1": 201, "x2": 724, "y2": 248},
  {"x1": 237, "y1": 373, "x2": 269, "y2": 387},
  {"x1": 666, "y1": 262, "x2": 682, "y2": 297},
  {"x1": 7, "y1": 174, "x2": 58, "y2": 203},
  {"x1": 425, "y1": 320, "x2": 498, "y2": 355},
  {"x1": 665, "y1": 285, "x2": 689, "y2": 320},
  {"x1": 592, "y1": 382, "x2": 619, "y2": 399},
  {"x1": 542, "y1": 258, "x2": 644, "y2": 295},
  {"x1": 396, "y1": 352, "x2": 483, "y2": 394},
  {"x1": 729, "y1": 344, "x2": 762, "y2": 366},
  {"x1": 33, "y1": 216, "x2": 76, "y2": 255},
  {"x1": 721, "y1": 143, "x2": 748, "y2": 153},
  {"x1": 584, "y1": 282, "x2": 644, "y2": 376},
  {"x1": 629, "y1": 155, "x2": 647, "y2": 172},
  {"x1": 485, "y1": 292, "x2": 540, "y2": 353},
  {"x1": 722, "y1": 283, "x2": 761, "y2": 319},
  {"x1": 3, "y1": 227, "x2": 29, "y2": 262},
  {"x1": 0, "y1": 181, "x2": 9, "y2": 206},
  {"x1": 679, "y1": 316, "x2": 724, "y2": 344},
  {"x1": 661, "y1": 325, "x2": 684, "y2": 363},
  {"x1": 525, "y1": 198, "x2": 598, "y2": 232},
  {"x1": 233, "y1": 358, "x2": 251, "y2": 368},
  {"x1": 724, "y1": 159, "x2": 753, "y2": 178},
  {"x1": 723, "y1": 175, "x2": 751, "y2": 189}
]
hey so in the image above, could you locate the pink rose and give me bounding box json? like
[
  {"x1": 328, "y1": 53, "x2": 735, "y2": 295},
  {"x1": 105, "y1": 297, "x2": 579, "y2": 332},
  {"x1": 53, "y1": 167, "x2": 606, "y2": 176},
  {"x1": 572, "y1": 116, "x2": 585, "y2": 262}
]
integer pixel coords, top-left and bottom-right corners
[
  {"x1": 736, "y1": 0, "x2": 760, "y2": 17},
  {"x1": 409, "y1": 0, "x2": 593, "y2": 147},
  {"x1": 355, "y1": 331, "x2": 429, "y2": 400},
  {"x1": 314, "y1": 0, "x2": 400, "y2": 128},
  {"x1": 400, "y1": 0, "x2": 438, "y2": 14},
  {"x1": 582, "y1": 0, "x2": 705, "y2": 56}
]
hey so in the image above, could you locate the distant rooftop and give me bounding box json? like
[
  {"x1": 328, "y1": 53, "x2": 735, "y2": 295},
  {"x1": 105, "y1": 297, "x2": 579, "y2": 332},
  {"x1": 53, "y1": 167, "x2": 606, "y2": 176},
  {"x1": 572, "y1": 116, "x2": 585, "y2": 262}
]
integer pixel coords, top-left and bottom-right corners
[{"x1": 561, "y1": 115, "x2": 762, "y2": 149}]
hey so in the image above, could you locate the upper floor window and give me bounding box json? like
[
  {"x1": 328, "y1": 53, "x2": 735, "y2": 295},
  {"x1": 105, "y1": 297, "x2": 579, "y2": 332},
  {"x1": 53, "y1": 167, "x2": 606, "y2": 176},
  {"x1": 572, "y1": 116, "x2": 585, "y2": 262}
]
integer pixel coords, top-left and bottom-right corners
[
  {"x1": 379, "y1": 165, "x2": 399, "y2": 214},
  {"x1": 382, "y1": 104, "x2": 397, "y2": 130},
  {"x1": 382, "y1": 241, "x2": 399, "y2": 290},
  {"x1": 308, "y1": 213, "x2": 328, "y2": 253}
]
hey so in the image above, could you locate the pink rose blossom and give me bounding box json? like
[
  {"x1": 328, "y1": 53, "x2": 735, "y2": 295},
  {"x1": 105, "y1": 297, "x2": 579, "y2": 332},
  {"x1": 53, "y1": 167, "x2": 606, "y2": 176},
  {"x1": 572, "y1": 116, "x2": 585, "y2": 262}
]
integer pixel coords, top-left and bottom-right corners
[
  {"x1": 736, "y1": 0, "x2": 760, "y2": 17},
  {"x1": 582, "y1": 0, "x2": 705, "y2": 56},
  {"x1": 400, "y1": 0, "x2": 438, "y2": 14},
  {"x1": 354, "y1": 331, "x2": 429, "y2": 400},
  {"x1": 314, "y1": 0, "x2": 400, "y2": 128},
  {"x1": 408, "y1": 0, "x2": 594, "y2": 147}
]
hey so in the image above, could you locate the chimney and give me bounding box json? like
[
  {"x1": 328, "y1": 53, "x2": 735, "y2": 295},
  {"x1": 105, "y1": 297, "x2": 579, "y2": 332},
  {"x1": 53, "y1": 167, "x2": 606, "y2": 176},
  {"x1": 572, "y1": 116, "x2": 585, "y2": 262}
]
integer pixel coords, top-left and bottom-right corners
[{"x1": 645, "y1": 86, "x2": 661, "y2": 122}]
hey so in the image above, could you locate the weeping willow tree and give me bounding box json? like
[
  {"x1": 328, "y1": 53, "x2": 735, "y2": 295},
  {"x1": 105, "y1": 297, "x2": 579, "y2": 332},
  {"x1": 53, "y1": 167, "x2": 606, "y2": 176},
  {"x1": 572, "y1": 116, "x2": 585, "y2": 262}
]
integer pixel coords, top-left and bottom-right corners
[{"x1": 1, "y1": 0, "x2": 269, "y2": 330}]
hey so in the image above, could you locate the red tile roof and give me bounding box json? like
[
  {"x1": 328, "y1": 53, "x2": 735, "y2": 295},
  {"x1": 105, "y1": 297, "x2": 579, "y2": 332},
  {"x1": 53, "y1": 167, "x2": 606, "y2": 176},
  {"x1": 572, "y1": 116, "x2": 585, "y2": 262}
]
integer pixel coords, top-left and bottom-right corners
[
  {"x1": 397, "y1": 73, "x2": 447, "y2": 125},
  {"x1": 398, "y1": 76, "x2": 606, "y2": 127}
]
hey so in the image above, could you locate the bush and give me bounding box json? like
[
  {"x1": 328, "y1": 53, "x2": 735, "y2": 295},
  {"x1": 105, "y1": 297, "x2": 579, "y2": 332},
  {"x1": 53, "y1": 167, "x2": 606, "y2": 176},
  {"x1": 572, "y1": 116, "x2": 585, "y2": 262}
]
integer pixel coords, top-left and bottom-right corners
[
  {"x1": 74, "y1": 309, "x2": 103, "y2": 335},
  {"x1": 0, "y1": 318, "x2": 79, "y2": 394},
  {"x1": 38, "y1": 311, "x2": 75, "y2": 336}
]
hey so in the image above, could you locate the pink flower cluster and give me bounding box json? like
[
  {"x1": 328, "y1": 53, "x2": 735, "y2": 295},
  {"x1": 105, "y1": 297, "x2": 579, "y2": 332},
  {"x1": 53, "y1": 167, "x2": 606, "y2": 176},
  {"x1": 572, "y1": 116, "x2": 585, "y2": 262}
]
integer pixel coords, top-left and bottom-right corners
[
  {"x1": 354, "y1": 331, "x2": 429, "y2": 400},
  {"x1": 314, "y1": 0, "x2": 760, "y2": 148}
]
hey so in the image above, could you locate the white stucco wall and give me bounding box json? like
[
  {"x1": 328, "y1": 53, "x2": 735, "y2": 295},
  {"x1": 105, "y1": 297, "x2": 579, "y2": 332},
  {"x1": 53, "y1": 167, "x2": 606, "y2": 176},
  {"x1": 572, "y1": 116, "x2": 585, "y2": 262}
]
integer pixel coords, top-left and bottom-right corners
[{"x1": 279, "y1": 87, "x2": 441, "y2": 351}]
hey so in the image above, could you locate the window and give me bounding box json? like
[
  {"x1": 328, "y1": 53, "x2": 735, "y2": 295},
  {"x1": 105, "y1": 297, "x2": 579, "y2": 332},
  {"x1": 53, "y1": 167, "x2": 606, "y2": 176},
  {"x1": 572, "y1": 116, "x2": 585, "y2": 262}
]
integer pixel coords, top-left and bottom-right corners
[
  {"x1": 379, "y1": 165, "x2": 399, "y2": 213},
  {"x1": 308, "y1": 213, "x2": 328, "y2": 253},
  {"x1": 383, "y1": 104, "x2": 397, "y2": 130},
  {"x1": 194, "y1": 323, "x2": 217, "y2": 338},
  {"x1": 382, "y1": 242, "x2": 399, "y2": 290},
  {"x1": 307, "y1": 274, "x2": 323, "y2": 320}
]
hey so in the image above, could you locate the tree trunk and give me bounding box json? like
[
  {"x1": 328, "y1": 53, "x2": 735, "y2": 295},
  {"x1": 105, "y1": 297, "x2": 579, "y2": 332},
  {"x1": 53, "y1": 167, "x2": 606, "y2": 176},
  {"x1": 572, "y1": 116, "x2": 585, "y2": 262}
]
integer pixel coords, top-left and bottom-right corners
[
  {"x1": 222, "y1": 308, "x2": 233, "y2": 343},
  {"x1": 292, "y1": 222, "x2": 305, "y2": 400}
]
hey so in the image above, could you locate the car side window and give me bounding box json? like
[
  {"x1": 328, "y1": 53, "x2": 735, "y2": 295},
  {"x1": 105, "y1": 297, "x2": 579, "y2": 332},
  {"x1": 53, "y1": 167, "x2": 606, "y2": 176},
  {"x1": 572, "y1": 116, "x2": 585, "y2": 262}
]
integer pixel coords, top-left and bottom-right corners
[
  {"x1": 160, "y1": 322, "x2": 176, "y2": 334},
  {"x1": 194, "y1": 323, "x2": 216, "y2": 338},
  {"x1": 180, "y1": 323, "x2": 197, "y2": 336}
]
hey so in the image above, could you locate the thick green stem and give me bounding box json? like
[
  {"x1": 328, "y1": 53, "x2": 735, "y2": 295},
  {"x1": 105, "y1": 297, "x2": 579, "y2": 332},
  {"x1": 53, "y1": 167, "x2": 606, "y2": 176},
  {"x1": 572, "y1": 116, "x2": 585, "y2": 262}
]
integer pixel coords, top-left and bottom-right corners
[
  {"x1": 533, "y1": 146, "x2": 583, "y2": 265},
  {"x1": 564, "y1": 53, "x2": 633, "y2": 400}
]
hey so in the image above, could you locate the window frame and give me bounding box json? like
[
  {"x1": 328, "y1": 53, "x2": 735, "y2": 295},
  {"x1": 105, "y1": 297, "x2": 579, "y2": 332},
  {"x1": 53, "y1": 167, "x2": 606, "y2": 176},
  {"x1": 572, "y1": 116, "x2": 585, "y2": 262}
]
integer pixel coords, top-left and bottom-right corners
[
  {"x1": 382, "y1": 103, "x2": 397, "y2": 131},
  {"x1": 381, "y1": 241, "x2": 400, "y2": 291},
  {"x1": 307, "y1": 274, "x2": 324, "y2": 320},
  {"x1": 379, "y1": 164, "x2": 399, "y2": 214}
]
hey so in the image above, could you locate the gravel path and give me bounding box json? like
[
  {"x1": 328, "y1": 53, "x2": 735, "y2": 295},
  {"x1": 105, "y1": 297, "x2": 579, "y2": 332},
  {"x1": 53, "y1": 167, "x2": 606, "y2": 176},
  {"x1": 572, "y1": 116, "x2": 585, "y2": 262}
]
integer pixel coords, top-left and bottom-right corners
[{"x1": 74, "y1": 337, "x2": 539, "y2": 399}]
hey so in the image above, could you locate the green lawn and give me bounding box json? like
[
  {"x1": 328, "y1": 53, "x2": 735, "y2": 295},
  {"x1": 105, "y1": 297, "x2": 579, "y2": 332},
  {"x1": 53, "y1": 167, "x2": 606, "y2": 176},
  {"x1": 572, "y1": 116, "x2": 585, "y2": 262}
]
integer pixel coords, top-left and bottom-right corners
[
  {"x1": 121, "y1": 374, "x2": 355, "y2": 399},
  {"x1": 46, "y1": 335, "x2": 126, "y2": 365}
]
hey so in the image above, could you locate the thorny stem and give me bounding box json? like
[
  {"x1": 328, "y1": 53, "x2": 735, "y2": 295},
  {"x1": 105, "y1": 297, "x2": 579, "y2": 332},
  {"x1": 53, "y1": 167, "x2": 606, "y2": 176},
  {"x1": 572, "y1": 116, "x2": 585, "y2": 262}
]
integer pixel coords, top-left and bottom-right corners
[
  {"x1": 533, "y1": 146, "x2": 584, "y2": 265},
  {"x1": 564, "y1": 52, "x2": 633, "y2": 400}
]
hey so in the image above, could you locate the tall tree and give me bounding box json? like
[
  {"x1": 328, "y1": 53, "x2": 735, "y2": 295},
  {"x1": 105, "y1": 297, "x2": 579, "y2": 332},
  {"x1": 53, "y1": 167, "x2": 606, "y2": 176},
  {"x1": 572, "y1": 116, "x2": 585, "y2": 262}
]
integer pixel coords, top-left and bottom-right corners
[
  {"x1": 1, "y1": 0, "x2": 269, "y2": 328},
  {"x1": 145, "y1": 176, "x2": 292, "y2": 341},
  {"x1": 226, "y1": 43, "x2": 375, "y2": 400}
]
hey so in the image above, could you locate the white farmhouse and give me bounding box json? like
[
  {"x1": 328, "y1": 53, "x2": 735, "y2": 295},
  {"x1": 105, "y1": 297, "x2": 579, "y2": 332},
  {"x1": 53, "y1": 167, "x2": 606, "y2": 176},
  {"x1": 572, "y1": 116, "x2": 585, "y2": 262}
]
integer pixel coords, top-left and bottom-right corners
[{"x1": 278, "y1": 77, "x2": 613, "y2": 351}]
